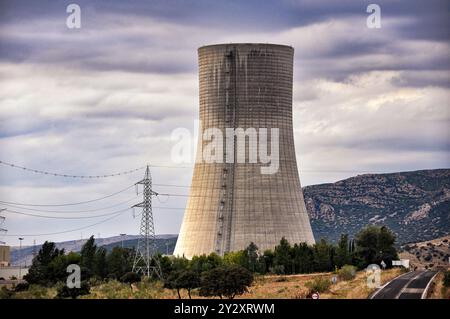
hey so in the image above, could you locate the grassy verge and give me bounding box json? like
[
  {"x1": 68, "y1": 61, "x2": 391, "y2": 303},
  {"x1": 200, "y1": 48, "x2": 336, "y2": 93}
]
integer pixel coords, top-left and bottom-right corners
[{"x1": 428, "y1": 272, "x2": 450, "y2": 299}]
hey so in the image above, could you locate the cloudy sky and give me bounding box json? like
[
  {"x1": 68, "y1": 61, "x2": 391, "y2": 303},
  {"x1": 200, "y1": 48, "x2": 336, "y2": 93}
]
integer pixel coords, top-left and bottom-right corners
[{"x1": 0, "y1": 0, "x2": 449, "y2": 246}]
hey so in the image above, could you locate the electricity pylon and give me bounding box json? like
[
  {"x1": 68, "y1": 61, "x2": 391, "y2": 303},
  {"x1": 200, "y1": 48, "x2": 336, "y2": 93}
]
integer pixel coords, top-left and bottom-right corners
[{"x1": 132, "y1": 166, "x2": 162, "y2": 279}]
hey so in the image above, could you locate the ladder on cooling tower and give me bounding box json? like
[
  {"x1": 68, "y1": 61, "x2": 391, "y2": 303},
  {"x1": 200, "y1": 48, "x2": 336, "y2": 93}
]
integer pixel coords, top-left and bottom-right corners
[{"x1": 215, "y1": 48, "x2": 236, "y2": 255}]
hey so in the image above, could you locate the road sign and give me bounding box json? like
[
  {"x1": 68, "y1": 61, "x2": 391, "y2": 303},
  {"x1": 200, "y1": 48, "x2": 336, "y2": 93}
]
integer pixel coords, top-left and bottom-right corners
[
  {"x1": 392, "y1": 259, "x2": 410, "y2": 268},
  {"x1": 312, "y1": 292, "x2": 320, "y2": 299}
]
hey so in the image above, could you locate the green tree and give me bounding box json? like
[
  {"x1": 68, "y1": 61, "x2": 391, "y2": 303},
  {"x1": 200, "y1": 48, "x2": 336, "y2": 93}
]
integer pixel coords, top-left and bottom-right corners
[
  {"x1": 223, "y1": 250, "x2": 246, "y2": 267},
  {"x1": 273, "y1": 237, "x2": 292, "y2": 274},
  {"x1": 24, "y1": 241, "x2": 65, "y2": 286},
  {"x1": 199, "y1": 267, "x2": 225, "y2": 299},
  {"x1": 164, "y1": 271, "x2": 180, "y2": 298},
  {"x1": 164, "y1": 270, "x2": 200, "y2": 299},
  {"x1": 48, "y1": 252, "x2": 81, "y2": 283},
  {"x1": 292, "y1": 242, "x2": 314, "y2": 273},
  {"x1": 262, "y1": 250, "x2": 274, "y2": 273},
  {"x1": 191, "y1": 253, "x2": 222, "y2": 274},
  {"x1": 377, "y1": 226, "x2": 398, "y2": 266},
  {"x1": 355, "y1": 225, "x2": 397, "y2": 268},
  {"x1": 313, "y1": 239, "x2": 334, "y2": 272},
  {"x1": 221, "y1": 265, "x2": 254, "y2": 299},
  {"x1": 199, "y1": 265, "x2": 253, "y2": 299},
  {"x1": 171, "y1": 256, "x2": 190, "y2": 272},
  {"x1": 93, "y1": 247, "x2": 108, "y2": 279},
  {"x1": 106, "y1": 247, "x2": 133, "y2": 279},
  {"x1": 243, "y1": 242, "x2": 259, "y2": 272},
  {"x1": 177, "y1": 270, "x2": 201, "y2": 299},
  {"x1": 335, "y1": 234, "x2": 352, "y2": 267},
  {"x1": 80, "y1": 236, "x2": 97, "y2": 278}
]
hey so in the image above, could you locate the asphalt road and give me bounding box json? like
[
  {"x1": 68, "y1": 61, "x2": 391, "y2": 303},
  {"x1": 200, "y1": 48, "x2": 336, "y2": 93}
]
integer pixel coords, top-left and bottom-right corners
[{"x1": 370, "y1": 270, "x2": 437, "y2": 299}]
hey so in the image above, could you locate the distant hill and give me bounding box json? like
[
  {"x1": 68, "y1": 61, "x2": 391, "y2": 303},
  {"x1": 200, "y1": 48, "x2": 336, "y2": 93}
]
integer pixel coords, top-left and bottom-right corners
[
  {"x1": 399, "y1": 235, "x2": 450, "y2": 270},
  {"x1": 304, "y1": 168, "x2": 450, "y2": 244},
  {"x1": 101, "y1": 236, "x2": 177, "y2": 255},
  {"x1": 10, "y1": 234, "x2": 177, "y2": 266}
]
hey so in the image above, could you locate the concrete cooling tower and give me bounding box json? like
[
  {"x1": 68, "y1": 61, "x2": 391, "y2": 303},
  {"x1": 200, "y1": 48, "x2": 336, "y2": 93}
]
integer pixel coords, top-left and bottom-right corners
[{"x1": 174, "y1": 43, "x2": 315, "y2": 258}]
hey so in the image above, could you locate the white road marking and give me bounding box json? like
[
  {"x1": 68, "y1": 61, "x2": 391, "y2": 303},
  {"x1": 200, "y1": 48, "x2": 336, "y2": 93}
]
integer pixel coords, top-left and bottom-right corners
[{"x1": 394, "y1": 271, "x2": 423, "y2": 299}]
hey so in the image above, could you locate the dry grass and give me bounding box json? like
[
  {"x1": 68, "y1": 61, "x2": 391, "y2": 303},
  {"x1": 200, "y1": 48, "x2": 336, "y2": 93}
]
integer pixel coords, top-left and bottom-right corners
[
  {"x1": 237, "y1": 268, "x2": 403, "y2": 299},
  {"x1": 428, "y1": 272, "x2": 450, "y2": 299},
  {"x1": 237, "y1": 273, "x2": 331, "y2": 299},
  {"x1": 320, "y1": 268, "x2": 403, "y2": 299},
  {"x1": 161, "y1": 268, "x2": 402, "y2": 299}
]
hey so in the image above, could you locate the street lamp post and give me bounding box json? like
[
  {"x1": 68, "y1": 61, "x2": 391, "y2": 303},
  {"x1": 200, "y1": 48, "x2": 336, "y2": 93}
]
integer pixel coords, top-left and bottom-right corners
[
  {"x1": 120, "y1": 234, "x2": 126, "y2": 248},
  {"x1": 18, "y1": 237, "x2": 24, "y2": 280}
]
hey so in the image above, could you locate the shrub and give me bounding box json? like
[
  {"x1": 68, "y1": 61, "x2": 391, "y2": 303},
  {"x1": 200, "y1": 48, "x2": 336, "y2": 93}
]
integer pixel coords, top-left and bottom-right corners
[
  {"x1": 338, "y1": 265, "x2": 357, "y2": 281},
  {"x1": 164, "y1": 270, "x2": 200, "y2": 299},
  {"x1": 56, "y1": 281, "x2": 90, "y2": 299},
  {"x1": 305, "y1": 277, "x2": 331, "y2": 293},
  {"x1": 14, "y1": 282, "x2": 30, "y2": 292},
  {"x1": 14, "y1": 284, "x2": 55, "y2": 299},
  {"x1": 0, "y1": 287, "x2": 13, "y2": 299},
  {"x1": 199, "y1": 265, "x2": 253, "y2": 299}
]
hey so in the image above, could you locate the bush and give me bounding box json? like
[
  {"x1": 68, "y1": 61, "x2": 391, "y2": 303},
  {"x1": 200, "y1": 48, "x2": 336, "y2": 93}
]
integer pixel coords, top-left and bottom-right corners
[
  {"x1": 164, "y1": 270, "x2": 200, "y2": 299},
  {"x1": 56, "y1": 281, "x2": 90, "y2": 299},
  {"x1": 13, "y1": 284, "x2": 55, "y2": 299},
  {"x1": 120, "y1": 272, "x2": 141, "y2": 284},
  {"x1": 14, "y1": 282, "x2": 30, "y2": 292},
  {"x1": 199, "y1": 265, "x2": 253, "y2": 299},
  {"x1": 305, "y1": 277, "x2": 331, "y2": 293},
  {"x1": 0, "y1": 287, "x2": 13, "y2": 299},
  {"x1": 338, "y1": 265, "x2": 357, "y2": 281}
]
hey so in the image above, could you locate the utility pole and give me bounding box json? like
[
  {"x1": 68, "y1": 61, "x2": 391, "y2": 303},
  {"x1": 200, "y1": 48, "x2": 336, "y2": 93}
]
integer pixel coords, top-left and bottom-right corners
[
  {"x1": 120, "y1": 233, "x2": 126, "y2": 248},
  {"x1": 18, "y1": 237, "x2": 24, "y2": 280},
  {"x1": 132, "y1": 165, "x2": 162, "y2": 279}
]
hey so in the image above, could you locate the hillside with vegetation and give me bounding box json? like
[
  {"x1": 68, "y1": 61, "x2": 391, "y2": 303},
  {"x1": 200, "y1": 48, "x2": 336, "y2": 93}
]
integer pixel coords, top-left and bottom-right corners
[{"x1": 304, "y1": 169, "x2": 450, "y2": 244}]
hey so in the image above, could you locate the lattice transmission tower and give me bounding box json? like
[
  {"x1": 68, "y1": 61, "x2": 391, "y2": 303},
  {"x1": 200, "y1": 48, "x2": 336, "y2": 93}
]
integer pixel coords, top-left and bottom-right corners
[{"x1": 132, "y1": 165, "x2": 162, "y2": 278}]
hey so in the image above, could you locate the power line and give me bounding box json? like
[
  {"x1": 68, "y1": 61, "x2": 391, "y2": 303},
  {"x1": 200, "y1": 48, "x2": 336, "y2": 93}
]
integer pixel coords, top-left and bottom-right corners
[
  {"x1": 0, "y1": 184, "x2": 135, "y2": 207},
  {"x1": 0, "y1": 159, "x2": 391, "y2": 175},
  {"x1": 1, "y1": 209, "x2": 128, "y2": 237},
  {"x1": 0, "y1": 197, "x2": 138, "y2": 214},
  {"x1": 0, "y1": 160, "x2": 146, "y2": 178},
  {"x1": 3, "y1": 207, "x2": 132, "y2": 220}
]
